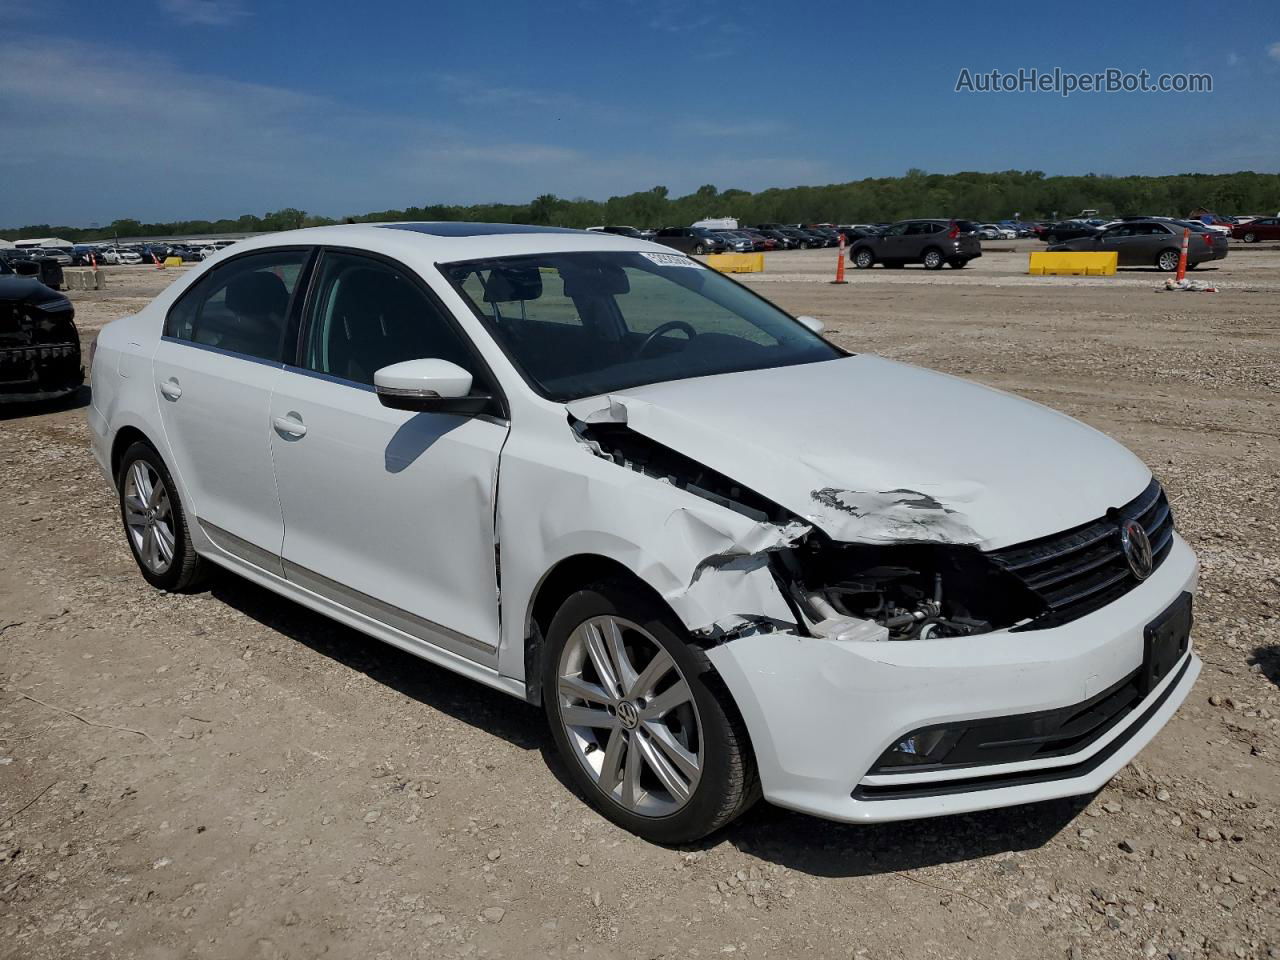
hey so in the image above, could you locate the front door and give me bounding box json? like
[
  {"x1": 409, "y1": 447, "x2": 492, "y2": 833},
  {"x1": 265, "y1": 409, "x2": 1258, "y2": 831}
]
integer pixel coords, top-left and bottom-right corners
[
  {"x1": 152, "y1": 248, "x2": 311, "y2": 566},
  {"x1": 268, "y1": 250, "x2": 509, "y2": 662}
]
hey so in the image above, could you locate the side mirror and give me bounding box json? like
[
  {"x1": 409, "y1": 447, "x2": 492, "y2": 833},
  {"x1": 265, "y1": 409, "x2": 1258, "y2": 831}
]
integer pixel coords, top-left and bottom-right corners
[
  {"x1": 374, "y1": 358, "x2": 492, "y2": 416},
  {"x1": 796, "y1": 315, "x2": 825, "y2": 334}
]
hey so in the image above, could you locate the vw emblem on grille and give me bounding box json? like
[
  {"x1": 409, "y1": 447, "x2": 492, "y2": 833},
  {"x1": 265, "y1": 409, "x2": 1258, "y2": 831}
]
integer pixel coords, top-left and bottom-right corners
[{"x1": 1119, "y1": 518, "x2": 1154, "y2": 580}]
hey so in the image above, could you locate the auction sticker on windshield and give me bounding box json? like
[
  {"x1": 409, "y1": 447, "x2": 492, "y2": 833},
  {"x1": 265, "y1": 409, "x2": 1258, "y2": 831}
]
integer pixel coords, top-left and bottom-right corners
[{"x1": 640, "y1": 252, "x2": 703, "y2": 268}]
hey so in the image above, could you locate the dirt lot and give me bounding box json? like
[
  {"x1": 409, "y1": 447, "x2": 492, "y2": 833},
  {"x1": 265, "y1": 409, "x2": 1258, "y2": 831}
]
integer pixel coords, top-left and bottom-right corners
[{"x1": 2, "y1": 248, "x2": 1278, "y2": 960}]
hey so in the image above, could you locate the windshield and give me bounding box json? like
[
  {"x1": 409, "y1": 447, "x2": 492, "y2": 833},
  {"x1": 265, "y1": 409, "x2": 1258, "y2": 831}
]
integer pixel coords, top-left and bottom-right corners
[{"x1": 443, "y1": 250, "x2": 842, "y2": 402}]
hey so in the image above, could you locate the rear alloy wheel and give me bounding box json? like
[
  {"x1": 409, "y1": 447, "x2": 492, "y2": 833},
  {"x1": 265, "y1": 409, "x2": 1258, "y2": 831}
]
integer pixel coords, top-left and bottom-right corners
[
  {"x1": 544, "y1": 581, "x2": 757, "y2": 843},
  {"x1": 922, "y1": 247, "x2": 944, "y2": 270},
  {"x1": 1156, "y1": 249, "x2": 1181, "y2": 272},
  {"x1": 117, "y1": 441, "x2": 205, "y2": 591},
  {"x1": 852, "y1": 248, "x2": 875, "y2": 269},
  {"x1": 1243, "y1": 232, "x2": 1257, "y2": 243}
]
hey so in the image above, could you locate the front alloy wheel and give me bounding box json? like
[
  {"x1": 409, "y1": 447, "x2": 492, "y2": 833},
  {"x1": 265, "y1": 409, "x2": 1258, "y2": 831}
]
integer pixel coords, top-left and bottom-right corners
[
  {"x1": 557, "y1": 615, "x2": 702, "y2": 816},
  {"x1": 853, "y1": 248, "x2": 875, "y2": 269},
  {"x1": 543, "y1": 581, "x2": 757, "y2": 843}
]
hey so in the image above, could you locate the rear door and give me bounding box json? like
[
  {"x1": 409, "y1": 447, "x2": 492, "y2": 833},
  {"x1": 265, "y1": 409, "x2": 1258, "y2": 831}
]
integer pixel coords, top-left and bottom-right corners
[
  {"x1": 152, "y1": 247, "x2": 312, "y2": 566},
  {"x1": 268, "y1": 249, "x2": 509, "y2": 661}
]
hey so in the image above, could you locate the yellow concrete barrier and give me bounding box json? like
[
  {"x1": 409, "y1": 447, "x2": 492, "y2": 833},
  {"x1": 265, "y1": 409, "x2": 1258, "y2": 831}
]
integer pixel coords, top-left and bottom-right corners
[
  {"x1": 705, "y1": 253, "x2": 764, "y2": 274},
  {"x1": 164, "y1": 256, "x2": 184, "y2": 268},
  {"x1": 1028, "y1": 251, "x2": 1117, "y2": 276}
]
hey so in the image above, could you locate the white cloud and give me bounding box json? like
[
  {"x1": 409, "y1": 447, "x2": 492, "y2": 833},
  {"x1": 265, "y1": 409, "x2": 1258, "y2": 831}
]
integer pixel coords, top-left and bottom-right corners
[
  {"x1": 1268, "y1": 41, "x2": 1280, "y2": 62},
  {"x1": 157, "y1": 0, "x2": 248, "y2": 25}
]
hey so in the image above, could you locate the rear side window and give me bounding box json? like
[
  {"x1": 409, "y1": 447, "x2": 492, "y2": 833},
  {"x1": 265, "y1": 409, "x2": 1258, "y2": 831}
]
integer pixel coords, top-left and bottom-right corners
[{"x1": 166, "y1": 249, "x2": 308, "y2": 362}]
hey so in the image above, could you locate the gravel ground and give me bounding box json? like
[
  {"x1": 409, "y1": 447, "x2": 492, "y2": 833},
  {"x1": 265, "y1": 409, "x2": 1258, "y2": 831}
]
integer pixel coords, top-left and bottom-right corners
[{"x1": 1, "y1": 248, "x2": 1277, "y2": 960}]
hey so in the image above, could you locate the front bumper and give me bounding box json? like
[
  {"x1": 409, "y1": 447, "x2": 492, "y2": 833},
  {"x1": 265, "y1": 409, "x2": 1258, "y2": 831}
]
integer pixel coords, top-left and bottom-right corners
[{"x1": 707, "y1": 532, "x2": 1199, "y2": 823}]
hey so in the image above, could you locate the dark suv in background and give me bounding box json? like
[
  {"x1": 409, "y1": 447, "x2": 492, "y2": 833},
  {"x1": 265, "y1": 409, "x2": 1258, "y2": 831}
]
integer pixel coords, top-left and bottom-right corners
[
  {"x1": 653, "y1": 227, "x2": 729, "y2": 255},
  {"x1": 848, "y1": 219, "x2": 982, "y2": 269}
]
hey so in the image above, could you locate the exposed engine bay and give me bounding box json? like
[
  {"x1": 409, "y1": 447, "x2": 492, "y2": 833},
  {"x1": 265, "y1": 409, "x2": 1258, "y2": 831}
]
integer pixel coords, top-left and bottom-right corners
[{"x1": 573, "y1": 416, "x2": 1044, "y2": 641}]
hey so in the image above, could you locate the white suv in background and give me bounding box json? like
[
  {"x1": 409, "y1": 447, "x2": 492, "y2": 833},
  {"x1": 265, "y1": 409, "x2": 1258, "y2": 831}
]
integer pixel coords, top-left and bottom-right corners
[{"x1": 89, "y1": 223, "x2": 1200, "y2": 842}]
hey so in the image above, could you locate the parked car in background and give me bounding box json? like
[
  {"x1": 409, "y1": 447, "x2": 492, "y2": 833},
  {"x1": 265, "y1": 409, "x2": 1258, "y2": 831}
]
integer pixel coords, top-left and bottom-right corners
[
  {"x1": 101, "y1": 248, "x2": 144, "y2": 265},
  {"x1": 89, "y1": 221, "x2": 1200, "y2": 843},
  {"x1": 588, "y1": 226, "x2": 647, "y2": 239},
  {"x1": 1040, "y1": 220, "x2": 1103, "y2": 244},
  {"x1": 653, "y1": 227, "x2": 727, "y2": 255},
  {"x1": 1232, "y1": 217, "x2": 1280, "y2": 242},
  {"x1": 738, "y1": 229, "x2": 776, "y2": 251},
  {"x1": 0, "y1": 273, "x2": 83, "y2": 401},
  {"x1": 849, "y1": 219, "x2": 982, "y2": 270},
  {"x1": 712, "y1": 231, "x2": 753, "y2": 253},
  {"x1": 753, "y1": 228, "x2": 797, "y2": 250},
  {"x1": 32, "y1": 248, "x2": 73, "y2": 266},
  {"x1": 1049, "y1": 218, "x2": 1228, "y2": 270}
]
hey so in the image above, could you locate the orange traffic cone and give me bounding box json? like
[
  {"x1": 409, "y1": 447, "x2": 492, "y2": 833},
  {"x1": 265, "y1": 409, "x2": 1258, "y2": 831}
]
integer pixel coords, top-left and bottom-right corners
[
  {"x1": 831, "y1": 233, "x2": 848, "y2": 285},
  {"x1": 1175, "y1": 228, "x2": 1189, "y2": 282}
]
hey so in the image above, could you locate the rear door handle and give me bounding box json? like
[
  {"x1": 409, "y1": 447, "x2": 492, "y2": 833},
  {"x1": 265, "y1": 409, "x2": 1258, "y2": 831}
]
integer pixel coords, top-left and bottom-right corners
[
  {"x1": 273, "y1": 414, "x2": 307, "y2": 438},
  {"x1": 159, "y1": 378, "x2": 182, "y2": 400}
]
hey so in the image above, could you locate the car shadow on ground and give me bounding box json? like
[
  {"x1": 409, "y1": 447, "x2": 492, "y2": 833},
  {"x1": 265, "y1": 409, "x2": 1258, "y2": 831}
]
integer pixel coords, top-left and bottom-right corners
[
  {"x1": 208, "y1": 571, "x2": 547, "y2": 752},
  {"x1": 1249, "y1": 644, "x2": 1279, "y2": 688},
  {"x1": 0, "y1": 384, "x2": 90, "y2": 421},
  {"x1": 210, "y1": 568, "x2": 1091, "y2": 877}
]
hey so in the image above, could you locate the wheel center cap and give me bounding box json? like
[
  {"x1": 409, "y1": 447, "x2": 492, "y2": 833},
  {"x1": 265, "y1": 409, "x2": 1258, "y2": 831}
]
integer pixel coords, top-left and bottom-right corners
[{"x1": 616, "y1": 700, "x2": 640, "y2": 730}]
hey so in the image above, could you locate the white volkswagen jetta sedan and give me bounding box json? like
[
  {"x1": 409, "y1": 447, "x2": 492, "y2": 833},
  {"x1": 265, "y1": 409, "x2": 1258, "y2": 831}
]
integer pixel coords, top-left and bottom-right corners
[{"x1": 89, "y1": 223, "x2": 1200, "y2": 843}]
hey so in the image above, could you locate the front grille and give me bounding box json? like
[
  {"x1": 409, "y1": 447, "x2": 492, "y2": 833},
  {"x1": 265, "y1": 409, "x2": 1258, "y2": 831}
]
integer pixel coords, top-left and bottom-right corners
[{"x1": 988, "y1": 478, "x2": 1174, "y2": 629}]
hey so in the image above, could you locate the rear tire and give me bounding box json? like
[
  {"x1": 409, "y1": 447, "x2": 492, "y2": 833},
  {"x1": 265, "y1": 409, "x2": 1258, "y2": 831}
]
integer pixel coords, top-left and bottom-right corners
[
  {"x1": 542, "y1": 579, "x2": 758, "y2": 844},
  {"x1": 852, "y1": 248, "x2": 875, "y2": 269},
  {"x1": 1156, "y1": 249, "x2": 1180, "y2": 272},
  {"x1": 922, "y1": 247, "x2": 944, "y2": 270},
  {"x1": 116, "y1": 441, "x2": 205, "y2": 591}
]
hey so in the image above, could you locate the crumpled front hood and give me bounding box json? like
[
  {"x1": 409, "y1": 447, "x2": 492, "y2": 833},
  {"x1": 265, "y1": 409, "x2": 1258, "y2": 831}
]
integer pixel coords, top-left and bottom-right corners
[{"x1": 566, "y1": 355, "x2": 1152, "y2": 550}]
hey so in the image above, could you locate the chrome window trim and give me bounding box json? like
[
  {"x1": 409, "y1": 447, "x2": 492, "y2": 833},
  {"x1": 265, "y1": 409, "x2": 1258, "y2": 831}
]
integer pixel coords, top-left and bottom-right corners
[{"x1": 160, "y1": 335, "x2": 285, "y2": 369}]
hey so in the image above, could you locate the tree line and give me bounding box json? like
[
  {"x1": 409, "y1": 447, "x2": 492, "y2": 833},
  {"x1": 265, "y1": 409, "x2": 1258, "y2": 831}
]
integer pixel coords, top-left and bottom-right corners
[{"x1": 6, "y1": 170, "x2": 1280, "y2": 242}]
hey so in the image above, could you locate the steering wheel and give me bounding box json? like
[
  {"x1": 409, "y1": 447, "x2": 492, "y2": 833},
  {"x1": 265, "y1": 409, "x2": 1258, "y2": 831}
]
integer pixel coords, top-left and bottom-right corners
[{"x1": 636, "y1": 320, "x2": 697, "y2": 358}]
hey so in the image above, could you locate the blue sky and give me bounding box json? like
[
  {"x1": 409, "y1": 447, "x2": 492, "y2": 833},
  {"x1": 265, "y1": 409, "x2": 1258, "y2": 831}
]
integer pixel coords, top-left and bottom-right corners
[{"x1": 1, "y1": 0, "x2": 1278, "y2": 225}]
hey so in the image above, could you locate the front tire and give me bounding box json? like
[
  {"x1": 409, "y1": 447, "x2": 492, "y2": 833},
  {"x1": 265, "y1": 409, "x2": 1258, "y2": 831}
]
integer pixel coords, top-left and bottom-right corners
[
  {"x1": 852, "y1": 248, "x2": 875, "y2": 269},
  {"x1": 542, "y1": 580, "x2": 757, "y2": 844},
  {"x1": 117, "y1": 441, "x2": 205, "y2": 591},
  {"x1": 693, "y1": 244, "x2": 705, "y2": 256},
  {"x1": 1243, "y1": 232, "x2": 1257, "y2": 243}
]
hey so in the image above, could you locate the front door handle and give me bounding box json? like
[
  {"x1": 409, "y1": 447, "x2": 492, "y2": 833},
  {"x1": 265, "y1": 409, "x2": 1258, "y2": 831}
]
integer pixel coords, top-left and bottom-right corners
[
  {"x1": 159, "y1": 378, "x2": 182, "y2": 401},
  {"x1": 273, "y1": 414, "x2": 307, "y2": 438}
]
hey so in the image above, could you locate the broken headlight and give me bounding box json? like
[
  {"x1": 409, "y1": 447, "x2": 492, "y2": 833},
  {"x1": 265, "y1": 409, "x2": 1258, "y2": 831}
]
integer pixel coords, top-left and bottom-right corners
[{"x1": 780, "y1": 539, "x2": 1044, "y2": 640}]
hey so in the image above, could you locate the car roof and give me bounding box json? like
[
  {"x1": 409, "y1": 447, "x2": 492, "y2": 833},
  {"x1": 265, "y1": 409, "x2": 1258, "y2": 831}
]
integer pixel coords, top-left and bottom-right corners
[{"x1": 200, "y1": 222, "x2": 665, "y2": 265}]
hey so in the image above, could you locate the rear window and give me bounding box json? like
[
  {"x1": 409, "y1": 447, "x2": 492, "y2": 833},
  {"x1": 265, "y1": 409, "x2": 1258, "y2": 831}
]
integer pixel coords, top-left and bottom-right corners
[{"x1": 953, "y1": 220, "x2": 979, "y2": 234}]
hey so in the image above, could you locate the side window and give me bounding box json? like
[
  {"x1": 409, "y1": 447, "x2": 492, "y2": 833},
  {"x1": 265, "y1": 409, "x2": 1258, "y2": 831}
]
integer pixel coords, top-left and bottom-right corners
[
  {"x1": 301, "y1": 252, "x2": 475, "y2": 387},
  {"x1": 884, "y1": 223, "x2": 910, "y2": 236},
  {"x1": 165, "y1": 249, "x2": 307, "y2": 362}
]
